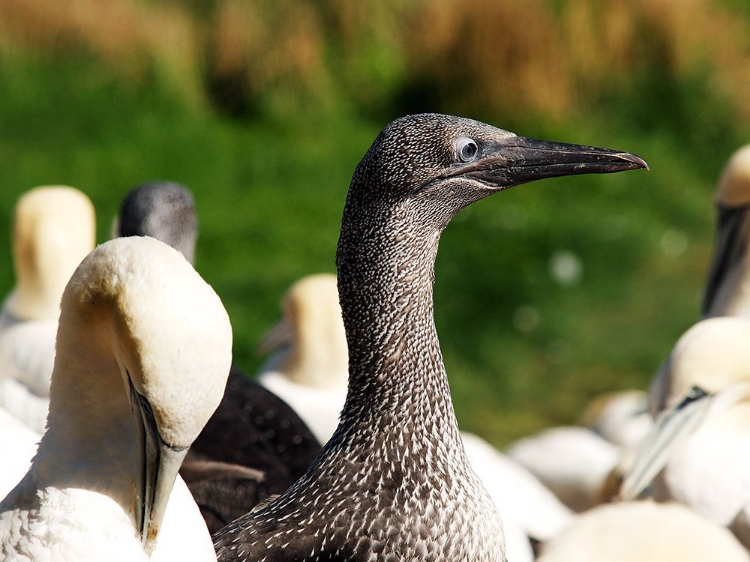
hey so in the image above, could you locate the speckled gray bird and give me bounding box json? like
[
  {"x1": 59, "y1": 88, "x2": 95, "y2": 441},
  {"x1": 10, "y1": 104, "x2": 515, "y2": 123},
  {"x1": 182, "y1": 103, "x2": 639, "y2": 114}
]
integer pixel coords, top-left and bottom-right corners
[{"x1": 212, "y1": 113, "x2": 647, "y2": 562}]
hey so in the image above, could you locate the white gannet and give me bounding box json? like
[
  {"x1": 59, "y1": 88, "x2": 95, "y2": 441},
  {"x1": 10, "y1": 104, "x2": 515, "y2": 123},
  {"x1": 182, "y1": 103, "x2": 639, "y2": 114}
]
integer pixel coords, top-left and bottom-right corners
[
  {"x1": 0, "y1": 186, "x2": 95, "y2": 433},
  {"x1": 702, "y1": 144, "x2": 750, "y2": 318},
  {"x1": 256, "y1": 272, "x2": 349, "y2": 444},
  {"x1": 112, "y1": 181, "x2": 322, "y2": 532},
  {"x1": 0, "y1": 408, "x2": 40, "y2": 501},
  {"x1": 506, "y1": 425, "x2": 621, "y2": 512},
  {"x1": 536, "y1": 501, "x2": 750, "y2": 562},
  {"x1": 580, "y1": 389, "x2": 653, "y2": 450},
  {"x1": 625, "y1": 317, "x2": 750, "y2": 526},
  {"x1": 0, "y1": 236, "x2": 232, "y2": 560}
]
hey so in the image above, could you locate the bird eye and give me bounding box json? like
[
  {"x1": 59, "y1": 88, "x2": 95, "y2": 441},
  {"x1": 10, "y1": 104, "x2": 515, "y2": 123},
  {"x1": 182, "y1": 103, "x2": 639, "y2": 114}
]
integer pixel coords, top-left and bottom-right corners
[{"x1": 456, "y1": 137, "x2": 479, "y2": 162}]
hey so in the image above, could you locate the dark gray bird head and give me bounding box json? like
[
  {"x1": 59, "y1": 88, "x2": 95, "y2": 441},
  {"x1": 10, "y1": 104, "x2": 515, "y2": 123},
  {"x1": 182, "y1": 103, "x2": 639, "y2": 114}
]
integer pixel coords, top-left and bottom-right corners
[
  {"x1": 116, "y1": 181, "x2": 198, "y2": 264},
  {"x1": 344, "y1": 113, "x2": 647, "y2": 233}
]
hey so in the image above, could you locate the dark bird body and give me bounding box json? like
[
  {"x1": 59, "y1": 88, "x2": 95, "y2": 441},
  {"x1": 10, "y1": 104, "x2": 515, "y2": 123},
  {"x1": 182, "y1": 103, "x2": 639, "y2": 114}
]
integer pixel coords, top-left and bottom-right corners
[
  {"x1": 186, "y1": 366, "x2": 321, "y2": 532},
  {"x1": 212, "y1": 114, "x2": 647, "y2": 562}
]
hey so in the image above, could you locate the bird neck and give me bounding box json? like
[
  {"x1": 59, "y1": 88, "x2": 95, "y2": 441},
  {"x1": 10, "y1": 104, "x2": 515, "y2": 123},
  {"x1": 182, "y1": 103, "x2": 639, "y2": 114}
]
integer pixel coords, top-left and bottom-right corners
[
  {"x1": 33, "y1": 315, "x2": 137, "y2": 518},
  {"x1": 336, "y1": 205, "x2": 460, "y2": 440},
  {"x1": 707, "y1": 257, "x2": 750, "y2": 318}
]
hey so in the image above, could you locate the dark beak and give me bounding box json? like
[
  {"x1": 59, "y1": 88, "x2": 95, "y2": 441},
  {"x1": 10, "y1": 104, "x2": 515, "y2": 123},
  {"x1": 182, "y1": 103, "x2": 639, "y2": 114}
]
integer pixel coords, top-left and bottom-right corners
[
  {"x1": 129, "y1": 375, "x2": 188, "y2": 554},
  {"x1": 702, "y1": 203, "x2": 750, "y2": 316},
  {"x1": 454, "y1": 136, "x2": 648, "y2": 188}
]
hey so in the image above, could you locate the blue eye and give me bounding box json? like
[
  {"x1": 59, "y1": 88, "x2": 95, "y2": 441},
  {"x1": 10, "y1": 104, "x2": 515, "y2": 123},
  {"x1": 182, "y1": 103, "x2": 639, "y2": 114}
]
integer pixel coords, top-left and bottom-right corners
[{"x1": 456, "y1": 137, "x2": 478, "y2": 162}]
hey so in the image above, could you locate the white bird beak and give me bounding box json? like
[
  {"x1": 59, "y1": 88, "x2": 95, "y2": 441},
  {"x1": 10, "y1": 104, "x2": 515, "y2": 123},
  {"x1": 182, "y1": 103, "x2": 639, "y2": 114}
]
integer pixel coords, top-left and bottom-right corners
[
  {"x1": 702, "y1": 204, "x2": 750, "y2": 315},
  {"x1": 620, "y1": 382, "x2": 750, "y2": 501},
  {"x1": 256, "y1": 317, "x2": 294, "y2": 355},
  {"x1": 129, "y1": 374, "x2": 188, "y2": 554}
]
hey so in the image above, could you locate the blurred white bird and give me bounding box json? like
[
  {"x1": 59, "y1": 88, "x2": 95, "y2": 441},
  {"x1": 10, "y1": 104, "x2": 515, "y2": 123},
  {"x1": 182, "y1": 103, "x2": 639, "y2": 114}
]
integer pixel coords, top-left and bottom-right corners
[
  {"x1": 256, "y1": 273, "x2": 349, "y2": 444},
  {"x1": 536, "y1": 501, "x2": 750, "y2": 562},
  {"x1": 0, "y1": 186, "x2": 95, "y2": 433},
  {"x1": 702, "y1": 144, "x2": 750, "y2": 318},
  {"x1": 625, "y1": 317, "x2": 750, "y2": 527}
]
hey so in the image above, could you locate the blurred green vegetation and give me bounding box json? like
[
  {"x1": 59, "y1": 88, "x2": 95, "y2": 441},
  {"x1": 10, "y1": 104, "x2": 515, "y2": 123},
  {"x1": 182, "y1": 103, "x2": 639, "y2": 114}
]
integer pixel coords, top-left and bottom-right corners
[{"x1": 1, "y1": 0, "x2": 749, "y2": 447}]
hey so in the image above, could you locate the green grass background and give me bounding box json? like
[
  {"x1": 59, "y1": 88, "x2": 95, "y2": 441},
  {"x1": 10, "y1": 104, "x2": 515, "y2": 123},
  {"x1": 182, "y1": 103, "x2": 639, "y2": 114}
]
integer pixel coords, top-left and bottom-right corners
[{"x1": 0, "y1": 2, "x2": 747, "y2": 448}]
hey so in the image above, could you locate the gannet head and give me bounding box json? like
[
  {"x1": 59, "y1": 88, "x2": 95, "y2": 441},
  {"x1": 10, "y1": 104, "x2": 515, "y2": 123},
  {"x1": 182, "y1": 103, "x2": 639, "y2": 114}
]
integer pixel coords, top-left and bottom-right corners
[
  {"x1": 57, "y1": 236, "x2": 232, "y2": 553},
  {"x1": 7, "y1": 186, "x2": 95, "y2": 321},
  {"x1": 716, "y1": 145, "x2": 750, "y2": 208},
  {"x1": 257, "y1": 273, "x2": 348, "y2": 389}
]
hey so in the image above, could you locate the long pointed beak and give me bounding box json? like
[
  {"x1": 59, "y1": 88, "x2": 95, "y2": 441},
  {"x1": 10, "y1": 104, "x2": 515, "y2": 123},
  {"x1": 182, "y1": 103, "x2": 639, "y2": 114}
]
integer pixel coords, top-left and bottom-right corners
[
  {"x1": 130, "y1": 376, "x2": 188, "y2": 554},
  {"x1": 702, "y1": 204, "x2": 750, "y2": 316},
  {"x1": 451, "y1": 136, "x2": 648, "y2": 188}
]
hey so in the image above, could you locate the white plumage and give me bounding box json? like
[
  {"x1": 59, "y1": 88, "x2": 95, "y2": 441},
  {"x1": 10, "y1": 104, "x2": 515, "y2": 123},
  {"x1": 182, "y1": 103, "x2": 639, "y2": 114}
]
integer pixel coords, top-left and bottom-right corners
[
  {"x1": 0, "y1": 237, "x2": 232, "y2": 560},
  {"x1": 0, "y1": 186, "x2": 95, "y2": 433},
  {"x1": 702, "y1": 144, "x2": 750, "y2": 318},
  {"x1": 537, "y1": 501, "x2": 749, "y2": 561},
  {"x1": 256, "y1": 273, "x2": 349, "y2": 444},
  {"x1": 635, "y1": 317, "x2": 750, "y2": 526}
]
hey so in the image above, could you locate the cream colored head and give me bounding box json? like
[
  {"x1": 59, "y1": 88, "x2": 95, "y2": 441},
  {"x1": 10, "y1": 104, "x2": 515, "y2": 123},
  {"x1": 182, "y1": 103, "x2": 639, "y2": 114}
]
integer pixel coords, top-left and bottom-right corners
[
  {"x1": 56, "y1": 236, "x2": 233, "y2": 449},
  {"x1": 7, "y1": 186, "x2": 96, "y2": 321},
  {"x1": 46, "y1": 236, "x2": 232, "y2": 553},
  {"x1": 259, "y1": 273, "x2": 348, "y2": 389},
  {"x1": 663, "y1": 317, "x2": 750, "y2": 407},
  {"x1": 716, "y1": 145, "x2": 750, "y2": 208}
]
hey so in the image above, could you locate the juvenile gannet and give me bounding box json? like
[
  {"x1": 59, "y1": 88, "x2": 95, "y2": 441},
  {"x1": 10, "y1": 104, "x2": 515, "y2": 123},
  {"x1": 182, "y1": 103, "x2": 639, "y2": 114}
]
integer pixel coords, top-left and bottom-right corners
[
  {"x1": 258, "y1": 273, "x2": 572, "y2": 557},
  {"x1": 213, "y1": 113, "x2": 646, "y2": 561}
]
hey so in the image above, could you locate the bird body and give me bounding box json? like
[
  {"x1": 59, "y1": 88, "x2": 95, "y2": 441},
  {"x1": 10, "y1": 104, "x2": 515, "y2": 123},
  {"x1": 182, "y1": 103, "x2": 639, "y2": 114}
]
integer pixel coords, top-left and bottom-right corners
[
  {"x1": 632, "y1": 317, "x2": 750, "y2": 526},
  {"x1": 536, "y1": 501, "x2": 750, "y2": 562},
  {"x1": 0, "y1": 314, "x2": 56, "y2": 432},
  {"x1": 0, "y1": 408, "x2": 39, "y2": 501},
  {"x1": 506, "y1": 426, "x2": 621, "y2": 512},
  {"x1": 1, "y1": 236, "x2": 232, "y2": 560},
  {"x1": 213, "y1": 113, "x2": 646, "y2": 561},
  {"x1": 257, "y1": 275, "x2": 570, "y2": 558},
  {"x1": 0, "y1": 186, "x2": 95, "y2": 433}
]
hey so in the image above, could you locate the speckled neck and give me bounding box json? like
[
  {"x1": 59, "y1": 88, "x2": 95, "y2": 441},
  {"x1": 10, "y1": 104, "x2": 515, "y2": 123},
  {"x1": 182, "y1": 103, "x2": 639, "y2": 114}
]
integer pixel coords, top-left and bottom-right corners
[{"x1": 335, "y1": 201, "x2": 459, "y2": 440}]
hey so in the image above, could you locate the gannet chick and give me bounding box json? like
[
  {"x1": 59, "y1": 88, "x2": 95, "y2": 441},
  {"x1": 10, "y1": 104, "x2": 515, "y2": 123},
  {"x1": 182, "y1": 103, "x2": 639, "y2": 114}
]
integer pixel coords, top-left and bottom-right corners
[
  {"x1": 0, "y1": 186, "x2": 95, "y2": 432},
  {"x1": 0, "y1": 236, "x2": 232, "y2": 560},
  {"x1": 257, "y1": 273, "x2": 349, "y2": 443},
  {"x1": 213, "y1": 113, "x2": 646, "y2": 561}
]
